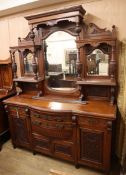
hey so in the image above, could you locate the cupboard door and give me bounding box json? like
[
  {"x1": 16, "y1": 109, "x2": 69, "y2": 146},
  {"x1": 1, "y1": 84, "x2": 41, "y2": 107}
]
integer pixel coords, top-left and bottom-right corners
[
  {"x1": 6, "y1": 105, "x2": 31, "y2": 149},
  {"x1": 78, "y1": 114, "x2": 113, "y2": 172},
  {"x1": 9, "y1": 116, "x2": 31, "y2": 149},
  {"x1": 79, "y1": 128, "x2": 103, "y2": 165}
]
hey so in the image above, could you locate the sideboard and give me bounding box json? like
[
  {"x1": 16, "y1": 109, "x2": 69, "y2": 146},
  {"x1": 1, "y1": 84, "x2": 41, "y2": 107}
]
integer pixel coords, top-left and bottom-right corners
[
  {"x1": 4, "y1": 5, "x2": 118, "y2": 174},
  {"x1": 4, "y1": 94, "x2": 116, "y2": 174}
]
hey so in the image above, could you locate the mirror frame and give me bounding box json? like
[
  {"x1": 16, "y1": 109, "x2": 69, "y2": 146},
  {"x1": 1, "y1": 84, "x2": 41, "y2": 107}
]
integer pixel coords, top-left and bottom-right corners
[
  {"x1": 43, "y1": 30, "x2": 80, "y2": 94},
  {"x1": 44, "y1": 31, "x2": 78, "y2": 91}
]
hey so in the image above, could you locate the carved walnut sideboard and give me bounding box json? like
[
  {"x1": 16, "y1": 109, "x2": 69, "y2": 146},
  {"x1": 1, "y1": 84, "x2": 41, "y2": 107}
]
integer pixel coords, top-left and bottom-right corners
[{"x1": 3, "y1": 5, "x2": 118, "y2": 174}]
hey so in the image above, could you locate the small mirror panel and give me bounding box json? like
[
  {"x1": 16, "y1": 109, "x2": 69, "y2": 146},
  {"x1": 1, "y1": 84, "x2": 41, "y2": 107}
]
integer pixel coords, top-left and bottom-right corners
[
  {"x1": 87, "y1": 49, "x2": 109, "y2": 76},
  {"x1": 45, "y1": 31, "x2": 78, "y2": 91},
  {"x1": 24, "y1": 52, "x2": 33, "y2": 75}
]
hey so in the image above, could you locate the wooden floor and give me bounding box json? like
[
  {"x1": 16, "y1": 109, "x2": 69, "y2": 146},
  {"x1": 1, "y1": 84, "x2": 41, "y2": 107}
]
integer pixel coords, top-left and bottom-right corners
[{"x1": 0, "y1": 140, "x2": 120, "y2": 175}]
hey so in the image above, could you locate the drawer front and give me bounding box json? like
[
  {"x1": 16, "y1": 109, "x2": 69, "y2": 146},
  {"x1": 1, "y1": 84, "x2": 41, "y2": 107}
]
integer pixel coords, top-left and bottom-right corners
[
  {"x1": 31, "y1": 110, "x2": 72, "y2": 122},
  {"x1": 7, "y1": 105, "x2": 28, "y2": 118},
  {"x1": 32, "y1": 133, "x2": 51, "y2": 155},
  {"x1": 78, "y1": 116, "x2": 107, "y2": 130},
  {"x1": 53, "y1": 141, "x2": 74, "y2": 161},
  {"x1": 31, "y1": 117, "x2": 74, "y2": 140}
]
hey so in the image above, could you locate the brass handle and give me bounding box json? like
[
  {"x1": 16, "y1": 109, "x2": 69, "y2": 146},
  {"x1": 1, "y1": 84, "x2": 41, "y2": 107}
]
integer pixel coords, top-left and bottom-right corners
[
  {"x1": 43, "y1": 115, "x2": 48, "y2": 120},
  {"x1": 56, "y1": 118, "x2": 63, "y2": 122},
  {"x1": 56, "y1": 124, "x2": 64, "y2": 129},
  {"x1": 34, "y1": 113, "x2": 40, "y2": 118},
  {"x1": 11, "y1": 107, "x2": 17, "y2": 110},
  {"x1": 87, "y1": 118, "x2": 97, "y2": 125},
  {"x1": 32, "y1": 121, "x2": 42, "y2": 126}
]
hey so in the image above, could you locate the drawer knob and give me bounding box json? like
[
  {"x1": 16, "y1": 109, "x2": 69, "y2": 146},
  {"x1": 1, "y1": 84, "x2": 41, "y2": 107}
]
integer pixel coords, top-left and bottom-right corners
[
  {"x1": 4, "y1": 105, "x2": 8, "y2": 109},
  {"x1": 25, "y1": 108, "x2": 29, "y2": 114},
  {"x1": 33, "y1": 121, "x2": 42, "y2": 126},
  {"x1": 34, "y1": 113, "x2": 40, "y2": 118},
  {"x1": 72, "y1": 116, "x2": 76, "y2": 121},
  {"x1": 56, "y1": 124, "x2": 64, "y2": 129},
  {"x1": 56, "y1": 118, "x2": 63, "y2": 122},
  {"x1": 4, "y1": 105, "x2": 8, "y2": 113},
  {"x1": 107, "y1": 121, "x2": 112, "y2": 131}
]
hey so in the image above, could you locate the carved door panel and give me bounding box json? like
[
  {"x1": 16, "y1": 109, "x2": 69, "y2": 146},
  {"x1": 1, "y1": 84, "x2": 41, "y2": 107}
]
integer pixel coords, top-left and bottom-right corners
[
  {"x1": 53, "y1": 141, "x2": 75, "y2": 162},
  {"x1": 9, "y1": 116, "x2": 31, "y2": 149},
  {"x1": 32, "y1": 133, "x2": 51, "y2": 155},
  {"x1": 6, "y1": 105, "x2": 31, "y2": 149},
  {"x1": 78, "y1": 127, "x2": 105, "y2": 170}
]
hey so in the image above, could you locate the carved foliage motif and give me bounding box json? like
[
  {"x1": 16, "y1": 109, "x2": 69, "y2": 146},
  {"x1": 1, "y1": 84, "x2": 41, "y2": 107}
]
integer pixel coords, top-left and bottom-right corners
[
  {"x1": 80, "y1": 129, "x2": 103, "y2": 163},
  {"x1": 13, "y1": 118, "x2": 29, "y2": 144},
  {"x1": 86, "y1": 23, "x2": 116, "y2": 37}
]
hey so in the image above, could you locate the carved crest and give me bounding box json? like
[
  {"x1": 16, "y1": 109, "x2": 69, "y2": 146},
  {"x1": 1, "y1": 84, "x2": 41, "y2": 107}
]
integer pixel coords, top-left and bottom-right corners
[{"x1": 85, "y1": 23, "x2": 116, "y2": 38}]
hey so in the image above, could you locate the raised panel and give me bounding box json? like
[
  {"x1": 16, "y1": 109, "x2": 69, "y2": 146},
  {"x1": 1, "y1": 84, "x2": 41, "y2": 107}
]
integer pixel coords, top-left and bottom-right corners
[
  {"x1": 80, "y1": 128, "x2": 103, "y2": 164},
  {"x1": 78, "y1": 116, "x2": 106, "y2": 130},
  {"x1": 10, "y1": 117, "x2": 30, "y2": 148},
  {"x1": 31, "y1": 117, "x2": 73, "y2": 141},
  {"x1": 31, "y1": 110, "x2": 72, "y2": 122},
  {"x1": 8, "y1": 105, "x2": 28, "y2": 118},
  {"x1": 53, "y1": 142, "x2": 74, "y2": 161},
  {"x1": 32, "y1": 123, "x2": 73, "y2": 140},
  {"x1": 32, "y1": 133, "x2": 51, "y2": 155}
]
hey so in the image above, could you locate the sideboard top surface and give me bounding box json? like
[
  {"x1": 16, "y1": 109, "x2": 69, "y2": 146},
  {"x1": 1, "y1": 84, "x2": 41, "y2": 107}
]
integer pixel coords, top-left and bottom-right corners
[{"x1": 3, "y1": 94, "x2": 116, "y2": 120}]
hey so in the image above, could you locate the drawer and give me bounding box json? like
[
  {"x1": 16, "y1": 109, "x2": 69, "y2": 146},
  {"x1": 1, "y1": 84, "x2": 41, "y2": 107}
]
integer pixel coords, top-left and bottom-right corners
[
  {"x1": 6, "y1": 105, "x2": 29, "y2": 118},
  {"x1": 31, "y1": 118, "x2": 74, "y2": 140},
  {"x1": 30, "y1": 110, "x2": 72, "y2": 122},
  {"x1": 32, "y1": 133, "x2": 51, "y2": 155},
  {"x1": 78, "y1": 116, "x2": 107, "y2": 129},
  {"x1": 53, "y1": 141, "x2": 74, "y2": 161}
]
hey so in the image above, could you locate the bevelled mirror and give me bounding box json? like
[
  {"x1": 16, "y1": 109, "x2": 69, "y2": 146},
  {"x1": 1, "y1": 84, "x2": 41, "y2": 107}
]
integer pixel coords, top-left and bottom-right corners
[
  {"x1": 24, "y1": 52, "x2": 33, "y2": 75},
  {"x1": 87, "y1": 49, "x2": 109, "y2": 76},
  {"x1": 45, "y1": 31, "x2": 78, "y2": 91}
]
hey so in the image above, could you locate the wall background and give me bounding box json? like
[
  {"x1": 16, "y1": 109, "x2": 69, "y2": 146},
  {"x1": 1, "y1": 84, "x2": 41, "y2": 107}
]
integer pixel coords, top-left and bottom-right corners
[{"x1": 0, "y1": 0, "x2": 126, "y2": 165}]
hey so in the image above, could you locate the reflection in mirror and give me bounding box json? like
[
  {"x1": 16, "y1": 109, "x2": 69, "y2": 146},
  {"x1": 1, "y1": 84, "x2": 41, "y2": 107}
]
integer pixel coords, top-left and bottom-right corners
[
  {"x1": 87, "y1": 49, "x2": 109, "y2": 76},
  {"x1": 24, "y1": 52, "x2": 33, "y2": 75},
  {"x1": 45, "y1": 31, "x2": 78, "y2": 91}
]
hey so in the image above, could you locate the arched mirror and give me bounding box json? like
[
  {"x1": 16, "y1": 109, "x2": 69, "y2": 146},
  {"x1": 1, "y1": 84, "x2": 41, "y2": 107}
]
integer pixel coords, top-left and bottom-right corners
[
  {"x1": 45, "y1": 31, "x2": 78, "y2": 91},
  {"x1": 87, "y1": 49, "x2": 109, "y2": 76}
]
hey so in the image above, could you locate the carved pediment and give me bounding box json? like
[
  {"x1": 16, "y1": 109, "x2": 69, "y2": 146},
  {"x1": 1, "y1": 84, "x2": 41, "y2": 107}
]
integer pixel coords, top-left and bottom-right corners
[{"x1": 85, "y1": 23, "x2": 116, "y2": 39}]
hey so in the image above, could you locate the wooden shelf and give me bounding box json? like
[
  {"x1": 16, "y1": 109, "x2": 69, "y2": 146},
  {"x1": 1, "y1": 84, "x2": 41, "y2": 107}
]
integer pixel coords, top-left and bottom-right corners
[
  {"x1": 77, "y1": 79, "x2": 116, "y2": 86},
  {"x1": 13, "y1": 77, "x2": 44, "y2": 83}
]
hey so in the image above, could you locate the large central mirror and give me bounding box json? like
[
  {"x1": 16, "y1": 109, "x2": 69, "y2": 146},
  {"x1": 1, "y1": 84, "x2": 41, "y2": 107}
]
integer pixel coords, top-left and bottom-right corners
[{"x1": 45, "y1": 31, "x2": 78, "y2": 91}]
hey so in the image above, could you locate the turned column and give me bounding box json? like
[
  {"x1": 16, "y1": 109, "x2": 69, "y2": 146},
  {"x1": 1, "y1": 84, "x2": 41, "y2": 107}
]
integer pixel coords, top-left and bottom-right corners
[
  {"x1": 10, "y1": 50, "x2": 17, "y2": 78},
  {"x1": 110, "y1": 44, "x2": 116, "y2": 80},
  {"x1": 30, "y1": 28, "x2": 38, "y2": 80}
]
